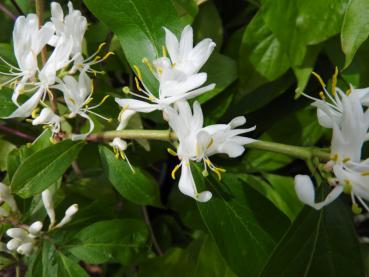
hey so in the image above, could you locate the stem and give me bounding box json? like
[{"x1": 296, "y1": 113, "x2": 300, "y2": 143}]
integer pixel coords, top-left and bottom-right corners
[
  {"x1": 89, "y1": 129, "x2": 330, "y2": 161},
  {"x1": 15, "y1": 263, "x2": 20, "y2": 277},
  {"x1": 0, "y1": 3, "x2": 16, "y2": 20},
  {"x1": 0, "y1": 124, "x2": 35, "y2": 141},
  {"x1": 142, "y1": 206, "x2": 163, "y2": 256},
  {"x1": 10, "y1": 0, "x2": 23, "y2": 15}
]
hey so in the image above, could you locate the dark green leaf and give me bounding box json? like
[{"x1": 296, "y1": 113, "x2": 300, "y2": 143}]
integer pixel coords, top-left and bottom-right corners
[
  {"x1": 341, "y1": 0, "x2": 369, "y2": 68},
  {"x1": 0, "y1": 88, "x2": 17, "y2": 117},
  {"x1": 194, "y1": 168, "x2": 290, "y2": 276},
  {"x1": 99, "y1": 145, "x2": 162, "y2": 207},
  {"x1": 260, "y1": 199, "x2": 366, "y2": 277},
  {"x1": 11, "y1": 140, "x2": 84, "y2": 198},
  {"x1": 67, "y1": 219, "x2": 149, "y2": 265}
]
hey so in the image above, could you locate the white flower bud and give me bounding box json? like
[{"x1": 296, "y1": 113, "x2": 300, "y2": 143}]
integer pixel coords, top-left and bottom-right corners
[
  {"x1": 28, "y1": 221, "x2": 43, "y2": 236},
  {"x1": 17, "y1": 242, "x2": 34, "y2": 256},
  {"x1": 42, "y1": 189, "x2": 55, "y2": 226},
  {"x1": 111, "y1": 137, "x2": 127, "y2": 152},
  {"x1": 0, "y1": 183, "x2": 17, "y2": 212},
  {"x1": 6, "y1": 239, "x2": 21, "y2": 251},
  {"x1": 6, "y1": 228, "x2": 28, "y2": 240},
  {"x1": 55, "y1": 204, "x2": 78, "y2": 228}
]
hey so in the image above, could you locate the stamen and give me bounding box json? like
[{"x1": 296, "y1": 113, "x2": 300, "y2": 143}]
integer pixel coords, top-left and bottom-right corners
[
  {"x1": 331, "y1": 66, "x2": 338, "y2": 96},
  {"x1": 312, "y1": 72, "x2": 326, "y2": 88},
  {"x1": 122, "y1": 86, "x2": 131, "y2": 94},
  {"x1": 133, "y1": 65, "x2": 143, "y2": 80},
  {"x1": 31, "y1": 108, "x2": 40, "y2": 119},
  {"x1": 352, "y1": 203, "x2": 362, "y2": 215},
  {"x1": 361, "y1": 171, "x2": 369, "y2": 176},
  {"x1": 142, "y1": 58, "x2": 155, "y2": 74},
  {"x1": 346, "y1": 87, "x2": 352, "y2": 96},
  {"x1": 319, "y1": 91, "x2": 325, "y2": 100},
  {"x1": 135, "y1": 77, "x2": 142, "y2": 91},
  {"x1": 171, "y1": 163, "x2": 181, "y2": 180},
  {"x1": 330, "y1": 154, "x2": 338, "y2": 161},
  {"x1": 167, "y1": 148, "x2": 177, "y2": 156}
]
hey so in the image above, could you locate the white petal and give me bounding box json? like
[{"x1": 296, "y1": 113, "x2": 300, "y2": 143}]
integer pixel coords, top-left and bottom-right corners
[
  {"x1": 164, "y1": 27, "x2": 179, "y2": 64},
  {"x1": 42, "y1": 189, "x2": 55, "y2": 226},
  {"x1": 159, "y1": 83, "x2": 215, "y2": 105},
  {"x1": 218, "y1": 142, "x2": 245, "y2": 158},
  {"x1": 71, "y1": 112, "x2": 94, "y2": 140},
  {"x1": 317, "y1": 108, "x2": 334, "y2": 128},
  {"x1": 314, "y1": 185, "x2": 343, "y2": 210},
  {"x1": 115, "y1": 98, "x2": 161, "y2": 113},
  {"x1": 178, "y1": 161, "x2": 212, "y2": 202},
  {"x1": 229, "y1": 116, "x2": 246, "y2": 128},
  {"x1": 179, "y1": 25, "x2": 193, "y2": 59},
  {"x1": 5, "y1": 88, "x2": 43, "y2": 118}
]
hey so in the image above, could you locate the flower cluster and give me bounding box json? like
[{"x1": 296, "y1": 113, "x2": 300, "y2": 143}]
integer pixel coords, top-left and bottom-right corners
[
  {"x1": 0, "y1": 2, "x2": 112, "y2": 140},
  {"x1": 115, "y1": 26, "x2": 255, "y2": 202},
  {"x1": 1, "y1": 188, "x2": 78, "y2": 256},
  {"x1": 295, "y1": 69, "x2": 369, "y2": 212}
]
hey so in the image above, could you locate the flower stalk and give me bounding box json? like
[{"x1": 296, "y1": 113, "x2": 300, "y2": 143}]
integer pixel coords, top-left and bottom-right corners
[{"x1": 89, "y1": 129, "x2": 330, "y2": 161}]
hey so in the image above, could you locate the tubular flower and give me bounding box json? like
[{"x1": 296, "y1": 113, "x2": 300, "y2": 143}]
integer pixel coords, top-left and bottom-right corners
[
  {"x1": 166, "y1": 101, "x2": 255, "y2": 202},
  {"x1": 32, "y1": 107, "x2": 61, "y2": 135}
]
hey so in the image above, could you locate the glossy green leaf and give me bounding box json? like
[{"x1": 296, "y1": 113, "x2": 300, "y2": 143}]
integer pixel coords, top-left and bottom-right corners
[
  {"x1": 67, "y1": 219, "x2": 149, "y2": 265},
  {"x1": 239, "y1": 12, "x2": 290, "y2": 93},
  {"x1": 194, "y1": 168, "x2": 290, "y2": 276},
  {"x1": 261, "y1": 0, "x2": 349, "y2": 65},
  {"x1": 0, "y1": 88, "x2": 17, "y2": 117},
  {"x1": 11, "y1": 140, "x2": 84, "y2": 198},
  {"x1": 260, "y1": 199, "x2": 366, "y2": 276},
  {"x1": 341, "y1": 0, "x2": 369, "y2": 68},
  {"x1": 0, "y1": 139, "x2": 15, "y2": 171},
  {"x1": 99, "y1": 145, "x2": 161, "y2": 207},
  {"x1": 83, "y1": 0, "x2": 183, "y2": 93}
]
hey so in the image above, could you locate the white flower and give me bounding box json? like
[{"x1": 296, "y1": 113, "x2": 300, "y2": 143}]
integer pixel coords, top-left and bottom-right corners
[
  {"x1": 294, "y1": 175, "x2": 343, "y2": 210},
  {"x1": 42, "y1": 189, "x2": 56, "y2": 227},
  {"x1": 32, "y1": 107, "x2": 61, "y2": 135},
  {"x1": 50, "y1": 2, "x2": 87, "y2": 57},
  {"x1": 163, "y1": 25, "x2": 216, "y2": 76},
  {"x1": 54, "y1": 204, "x2": 78, "y2": 228},
  {"x1": 167, "y1": 101, "x2": 255, "y2": 202},
  {"x1": 54, "y1": 71, "x2": 109, "y2": 140},
  {"x1": 5, "y1": 14, "x2": 54, "y2": 105},
  {"x1": 6, "y1": 227, "x2": 37, "y2": 256},
  {"x1": 0, "y1": 183, "x2": 17, "y2": 212},
  {"x1": 28, "y1": 221, "x2": 43, "y2": 237}
]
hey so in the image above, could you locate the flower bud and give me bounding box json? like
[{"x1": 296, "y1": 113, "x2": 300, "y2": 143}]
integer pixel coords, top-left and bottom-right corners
[
  {"x1": 6, "y1": 239, "x2": 21, "y2": 251},
  {"x1": 111, "y1": 138, "x2": 127, "y2": 152},
  {"x1": 17, "y1": 242, "x2": 33, "y2": 256},
  {"x1": 55, "y1": 204, "x2": 78, "y2": 228},
  {"x1": 6, "y1": 228, "x2": 28, "y2": 239},
  {"x1": 28, "y1": 221, "x2": 43, "y2": 236},
  {"x1": 42, "y1": 189, "x2": 55, "y2": 226}
]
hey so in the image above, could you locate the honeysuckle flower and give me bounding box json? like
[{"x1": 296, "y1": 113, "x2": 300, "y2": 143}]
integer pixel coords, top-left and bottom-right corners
[
  {"x1": 32, "y1": 107, "x2": 61, "y2": 135},
  {"x1": 166, "y1": 101, "x2": 255, "y2": 202},
  {"x1": 6, "y1": 225, "x2": 40, "y2": 256},
  {"x1": 3, "y1": 14, "x2": 54, "y2": 105},
  {"x1": 294, "y1": 175, "x2": 343, "y2": 210},
  {"x1": 55, "y1": 71, "x2": 110, "y2": 140},
  {"x1": 50, "y1": 2, "x2": 87, "y2": 57},
  {"x1": 163, "y1": 25, "x2": 216, "y2": 76},
  {"x1": 54, "y1": 204, "x2": 78, "y2": 228},
  {"x1": 41, "y1": 189, "x2": 56, "y2": 227}
]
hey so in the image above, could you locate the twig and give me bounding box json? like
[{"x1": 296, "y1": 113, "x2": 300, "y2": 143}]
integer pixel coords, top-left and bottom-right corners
[
  {"x1": 0, "y1": 124, "x2": 35, "y2": 141},
  {"x1": 0, "y1": 3, "x2": 16, "y2": 20},
  {"x1": 142, "y1": 206, "x2": 163, "y2": 256},
  {"x1": 10, "y1": 0, "x2": 23, "y2": 15}
]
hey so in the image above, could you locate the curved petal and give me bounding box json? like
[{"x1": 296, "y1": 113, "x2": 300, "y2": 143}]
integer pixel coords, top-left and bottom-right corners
[
  {"x1": 178, "y1": 160, "x2": 212, "y2": 202},
  {"x1": 115, "y1": 98, "x2": 161, "y2": 113},
  {"x1": 294, "y1": 175, "x2": 316, "y2": 207},
  {"x1": 179, "y1": 25, "x2": 193, "y2": 60},
  {"x1": 164, "y1": 27, "x2": 179, "y2": 64},
  {"x1": 5, "y1": 88, "x2": 43, "y2": 118},
  {"x1": 71, "y1": 112, "x2": 94, "y2": 140}
]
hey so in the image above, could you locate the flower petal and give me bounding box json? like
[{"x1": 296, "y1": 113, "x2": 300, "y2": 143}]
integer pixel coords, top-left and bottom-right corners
[{"x1": 115, "y1": 98, "x2": 161, "y2": 113}]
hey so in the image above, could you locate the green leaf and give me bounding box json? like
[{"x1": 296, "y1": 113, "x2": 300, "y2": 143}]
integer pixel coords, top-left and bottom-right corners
[
  {"x1": 341, "y1": 0, "x2": 369, "y2": 68},
  {"x1": 239, "y1": 12, "x2": 290, "y2": 93},
  {"x1": 194, "y1": 168, "x2": 290, "y2": 276},
  {"x1": 83, "y1": 0, "x2": 183, "y2": 93},
  {"x1": 261, "y1": 0, "x2": 349, "y2": 65},
  {"x1": 0, "y1": 139, "x2": 15, "y2": 171},
  {"x1": 56, "y1": 253, "x2": 88, "y2": 277},
  {"x1": 0, "y1": 88, "x2": 17, "y2": 117},
  {"x1": 67, "y1": 219, "x2": 149, "y2": 265},
  {"x1": 197, "y1": 53, "x2": 237, "y2": 103},
  {"x1": 11, "y1": 140, "x2": 84, "y2": 198},
  {"x1": 99, "y1": 145, "x2": 162, "y2": 207},
  {"x1": 260, "y1": 199, "x2": 366, "y2": 276}
]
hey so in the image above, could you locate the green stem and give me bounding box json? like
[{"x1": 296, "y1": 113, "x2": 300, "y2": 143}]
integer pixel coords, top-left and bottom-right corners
[{"x1": 89, "y1": 129, "x2": 330, "y2": 161}]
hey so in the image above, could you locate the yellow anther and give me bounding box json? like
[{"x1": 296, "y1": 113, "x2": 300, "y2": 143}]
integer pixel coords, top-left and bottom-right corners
[
  {"x1": 202, "y1": 169, "x2": 209, "y2": 177},
  {"x1": 96, "y1": 95, "x2": 110, "y2": 107},
  {"x1": 171, "y1": 163, "x2": 181, "y2": 180},
  {"x1": 91, "y1": 81, "x2": 94, "y2": 93},
  {"x1": 84, "y1": 97, "x2": 94, "y2": 108},
  {"x1": 331, "y1": 66, "x2": 338, "y2": 95},
  {"x1": 167, "y1": 148, "x2": 177, "y2": 156},
  {"x1": 119, "y1": 150, "x2": 126, "y2": 160},
  {"x1": 25, "y1": 119, "x2": 33, "y2": 123},
  {"x1": 135, "y1": 77, "x2": 142, "y2": 91},
  {"x1": 312, "y1": 72, "x2": 326, "y2": 88},
  {"x1": 133, "y1": 65, "x2": 143, "y2": 80},
  {"x1": 343, "y1": 181, "x2": 352, "y2": 194},
  {"x1": 330, "y1": 154, "x2": 338, "y2": 161},
  {"x1": 31, "y1": 108, "x2": 40, "y2": 119},
  {"x1": 101, "y1": 51, "x2": 114, "y2": 61},
  {"x1": 122, "y1": 86, "x2": 131, "y2": 94},
  {"x1": 93, "y1": 55, "x2": 101, "y2": 62},
  {"x1": 319, "y1": 91, "x2": 325, "y2": 100},
  {"x1": 157, "y1": 67, "x2": 163, "y2": 75},
  {"x1": 361, "y1": 171, "x2": 369, "y2": 176},
  {"x1": 162, "y1": 45, "x2": 167, "y2": 57},
  {"x1": 352, "y1": 203, "x2": 362, "y2": 215},
  {"x1": 343, "y1": 157, "x2": 351, "y2": 163},
  {"x1": 97, "y1": 42, "x2": 107, "y2": 53},
  {"x1": 68, "y1": 97, "x2": 76, "y2": 105},
  {"x1": 346, "y1": 87, "x2": 352, "y2": 96},
  {"x1": 148, "y1": 95, "x2": 156, "y2": 101},
  {"x1": 171, "y1": 62, "x2": 176, "y2": 68},
  {"x1": 142, "y1": 57, "x2": 155, "y2": 74}
]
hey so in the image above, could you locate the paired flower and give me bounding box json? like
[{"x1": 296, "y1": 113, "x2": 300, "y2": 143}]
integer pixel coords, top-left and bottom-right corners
[
  {"x1": 115, "y1": 25, "x2": 215, "y2": 113},
  {"x1": 167, "y1": 101, "x2": 255, "y2": 202}
]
